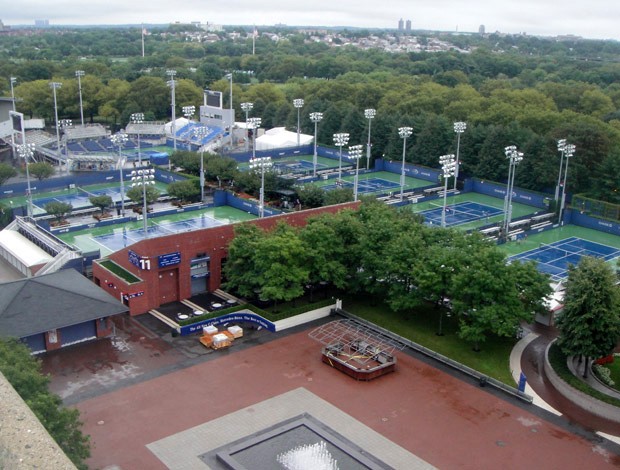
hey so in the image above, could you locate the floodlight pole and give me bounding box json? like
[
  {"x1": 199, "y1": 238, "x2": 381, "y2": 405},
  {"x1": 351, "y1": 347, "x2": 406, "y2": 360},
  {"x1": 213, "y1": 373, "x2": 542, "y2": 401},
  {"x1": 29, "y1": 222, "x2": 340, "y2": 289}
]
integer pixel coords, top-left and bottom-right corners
[
  {"x1": 503, "y1": 145, "x2": 524, "y2": 236},
  {"x1": 365, "y1": 109, "x2": 376, "y2": 170},
  {"x1": 554, "y1": 139, "x2": 567, "y2": 203},
  {"x1": 558, "y1": 144, "x2": 575, "y2": 225},
  {"x1": 227, "y1": 73, "x2": 233, "y2": 151},
  {"x1": 309, "y1": 112, "x2": 323, "y2": 177},
  {"x1": 166, "y1": 69, "x2": 177, "y2": 169},
  {"x1": 398, "y1": 126, "x2": 413, "y2": 201},
  {"x1": 75, "y1": 70, "x2": 85, "y2": 126},
  {"x1": 111, "y1": 133, "x2": 128, "y2": 217},
  {"x1": 60, "y1": 119, "x2": 72, "y2": 173},
  {"x1": 131, "y1": 113, "x2": 145, "y2": 166},
  {"x1": 193, "y1": 126, "x2": 209, "y2": 202},
  {"x1": 240, "y1": 102, "x2": 253, "y2": 152},
  {"x1": 439, "y1": 154, "x2": 456, "y2": 227},
  {"x1": 333, "y1": 133, "x2": 350, "y2": 181},
  {"x1": 131, "y1": 168, "x2": 155, "y2": 236},
  {"x1": 348, "y1": 144, "x2": 364, "y2": 201},
  {"x1": 293, "y1": 99, "x2": 304, "y2": 146},
  {"x1": 50, "y1": 81, "x2": 62, "y2": 168},
  {"x1": 248, "y1": 117, "x2": 270, "y2": 218},
  {"x1": 10, "y1": 77, "x2": 17, "y2": 112},
  {"x1": 17, "y1": 143, "x2": 35, "y2": 218},
  {"x1": 453, "y1": 121, "x2": 466, "y2": 191}
]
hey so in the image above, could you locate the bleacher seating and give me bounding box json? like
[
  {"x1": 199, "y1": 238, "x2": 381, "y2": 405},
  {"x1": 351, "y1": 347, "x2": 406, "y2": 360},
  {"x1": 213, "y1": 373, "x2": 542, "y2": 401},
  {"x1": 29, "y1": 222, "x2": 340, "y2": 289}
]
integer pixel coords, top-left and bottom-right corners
[
  {"x1": 83, "y1": 140, "x2": 106, "y2": 152},
  {"x1": 25, "y1": 130, "x2": 56, "y2": 147},
  {"x1": 68, "y1": 142, "x2": 85, "y2": 153},
  {"x1": 65, "y1": 124, "x2": 107, "y2": 140}
]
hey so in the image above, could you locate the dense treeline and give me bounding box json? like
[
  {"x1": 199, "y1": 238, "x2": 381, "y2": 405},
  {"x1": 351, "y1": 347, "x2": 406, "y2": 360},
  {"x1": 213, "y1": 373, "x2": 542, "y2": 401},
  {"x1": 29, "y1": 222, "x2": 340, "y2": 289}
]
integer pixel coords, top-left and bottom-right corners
[{"x1": 1, "y1": 26, "x2": 619, "y2": 201}]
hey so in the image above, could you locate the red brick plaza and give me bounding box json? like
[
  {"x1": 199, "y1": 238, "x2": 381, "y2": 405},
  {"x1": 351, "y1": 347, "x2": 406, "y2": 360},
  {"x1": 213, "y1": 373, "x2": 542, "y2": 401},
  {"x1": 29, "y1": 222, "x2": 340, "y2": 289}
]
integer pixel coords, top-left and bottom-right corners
[{"x1": 74, "y1": 327, "x2": 619, "y2": 469}]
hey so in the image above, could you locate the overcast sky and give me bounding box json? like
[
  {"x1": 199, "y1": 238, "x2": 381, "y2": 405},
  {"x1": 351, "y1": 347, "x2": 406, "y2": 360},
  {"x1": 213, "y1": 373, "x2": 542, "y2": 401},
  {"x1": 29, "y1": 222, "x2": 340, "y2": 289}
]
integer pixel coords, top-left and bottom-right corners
[{"x1": 3, "y1": 0, "x2": 619, "y2": 41}]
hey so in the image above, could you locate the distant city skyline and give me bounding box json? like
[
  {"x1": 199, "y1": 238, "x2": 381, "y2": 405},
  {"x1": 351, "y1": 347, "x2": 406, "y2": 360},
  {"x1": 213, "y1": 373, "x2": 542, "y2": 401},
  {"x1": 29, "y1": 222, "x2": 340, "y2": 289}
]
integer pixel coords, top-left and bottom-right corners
[{"x1": 2, "y1": 0, "x2": 619, "y2": 41}]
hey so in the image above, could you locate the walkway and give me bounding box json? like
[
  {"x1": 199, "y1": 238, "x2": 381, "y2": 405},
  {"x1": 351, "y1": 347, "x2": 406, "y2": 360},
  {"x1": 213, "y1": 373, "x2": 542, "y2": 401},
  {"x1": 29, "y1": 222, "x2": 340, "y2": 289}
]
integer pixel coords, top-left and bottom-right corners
[{"x1": 510, "y1": 323, "x2": 620, "y2": 444}]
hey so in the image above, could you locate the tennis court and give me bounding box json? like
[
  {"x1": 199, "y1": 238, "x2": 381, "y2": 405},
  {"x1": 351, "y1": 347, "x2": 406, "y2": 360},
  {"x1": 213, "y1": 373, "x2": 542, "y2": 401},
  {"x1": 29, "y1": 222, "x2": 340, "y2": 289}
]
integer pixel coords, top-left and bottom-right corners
[
  {"x1": 57, "y1": 206, "x2": 256, "y2": 256},
  {"x1": 508, "y1": 236, "x2": 620, "y2": 281},
  {"x1": 309, "y1": 171, "x2": 431, "y2": 195},
  {"x1": 321, "y1": 177, "x2": 401, "y2": 194},
  {"x1": 419, "y1": 201, "x2": 503, "y2": 227},
  {"x1": 239, "y1": 155, "x2": 340, "y2": 176}
]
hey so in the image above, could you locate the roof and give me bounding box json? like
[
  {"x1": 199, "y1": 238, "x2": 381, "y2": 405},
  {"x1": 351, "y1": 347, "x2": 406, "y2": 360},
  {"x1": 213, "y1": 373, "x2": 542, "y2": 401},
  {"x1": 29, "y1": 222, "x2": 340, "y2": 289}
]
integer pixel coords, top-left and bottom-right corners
[
  {"x1": 0, "y1": 269, "x2": 128, "y2": 338},
  {"x1": 0, "y1": 230, "x2": 53, "y2": 268},
  {"x1": 255, "y1": 127, "x2": 313, "y2": 151}
]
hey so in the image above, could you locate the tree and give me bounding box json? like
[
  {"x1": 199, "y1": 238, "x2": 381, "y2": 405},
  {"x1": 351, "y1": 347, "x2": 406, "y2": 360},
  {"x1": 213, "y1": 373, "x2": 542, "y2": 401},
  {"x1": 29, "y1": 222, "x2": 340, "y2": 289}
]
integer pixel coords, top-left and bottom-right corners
[
  {"x1": 223, "y1": 224, "x2": 265, "y2": 298},
  {"x1": 89, "y1": 194, "x2": 113, "y2": 215},
  {"x1": 556, "y1": 256, "x2": 620, "y2": 378},
  {"x1": 0, "y1": 163, "x2": 17, "y2": 185},
  {"x1": 167, "y1": 179, "x2": 200, "y2": 203},
  {"x1": 296, "y1": 185, "x2": 324, "y2": 208},
  {"x1": 43, "y1": 201, "x2": 73, "y2": 224},
  {"x1": 126, "y1": 185, "x2": 160, "y2": 208},
  {"x1": 28, "y1": 162, "x2": 55, "y2": 181},
  {"x1": 0, "y1": 338, "x2": 90, "y2": 468}
]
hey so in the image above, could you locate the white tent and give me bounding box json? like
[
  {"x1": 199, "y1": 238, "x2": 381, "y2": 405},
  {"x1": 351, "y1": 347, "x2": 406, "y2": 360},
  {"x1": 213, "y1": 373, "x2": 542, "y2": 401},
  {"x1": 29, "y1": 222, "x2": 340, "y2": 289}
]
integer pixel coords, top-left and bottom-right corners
[{"x1": 255, "y1": 127, "x2": 313, "y2": 151}]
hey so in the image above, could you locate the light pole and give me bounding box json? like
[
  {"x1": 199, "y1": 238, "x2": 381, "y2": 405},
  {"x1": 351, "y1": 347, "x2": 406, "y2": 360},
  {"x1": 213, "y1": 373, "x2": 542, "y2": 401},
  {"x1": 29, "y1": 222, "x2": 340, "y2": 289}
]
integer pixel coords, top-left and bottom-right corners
[
  {"x1": 348, "y1": 144, "x2": 364, "y2": 201},
  {"x1": 10, "y1": 77, "x2": 17, "y2": 112},
  {"x1": 453, "y1": 121, "x2": 466, "y2": 191},
  {"x1": 439, "y1": 154, "x2": 456, "y2": 227},
  {"x1": 503, "y1": 145, "x2": 524, "y2": 236},
  {"x1": 75, "y1": 70, "x2": 85, "y2": 126},
  {"x1": 193, "y1": 126, "x2": 209, "y2": 202},
  {"x1": 49, "y1": 81, "x2": 62, "y2": 164},
  {"x1": 364, "y1": 108, "x2": 376, "y2": 170},
  {"x1": 111, "y1": 132, "x2": 128, "y2": 217},
  {"x1": 333, "y1": 133, "x2": 350, "y2": 181},
  {"x1": 17, "y1": 143, "x2": 35, "y2": 218},
  {"x1": 554, "y1": 139, "x2": 567, "y2": 203},
  {"x1": 240, "y1": 102, "x2": 254, "y2": 152},
  {"x1": 558, "y1": 143, "x2": 576, "y2": 225},
  {"x1": 226, "y1": 73, "x2": 233, "y2": 151},
  {"x1": 309, "y1": 112, "x2": 323, "y2": 177},
  {"x1": 131, "y1": 113, "x2": 144, "y2": 166},
  {"x1": 293, "y1": 98, "x2": 304, "y2": 146},
  {"x1": 130, "y1": 168, "x2": 155, "y2": 236},
  {"x1": 60, "y1": 119, "x2": 72, "y2": 172},
  {"x1": 166, "y1": 69, "x2": 177, "y2": 168},
  {"x1": 248, "y1": 117, "x2": 271, "y2": 218},
  {"x1": 183, "y1": 105, "x2": 195, "y2": 123},
  {"x1": 398, "y1": 126, "x2": 413, "y2": 201}
]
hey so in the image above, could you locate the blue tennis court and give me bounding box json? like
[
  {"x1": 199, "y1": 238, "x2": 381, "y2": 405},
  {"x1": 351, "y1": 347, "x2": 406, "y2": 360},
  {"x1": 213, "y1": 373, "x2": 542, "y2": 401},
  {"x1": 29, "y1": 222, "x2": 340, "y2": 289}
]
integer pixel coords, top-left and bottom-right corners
[
  {"x1": 322, "y1": 178, "x2": 400, "y2": 194},
  {"x1": 420, "y1": 202, "x2": 503, "y2": 227},
  {"x1": 509, "y1": 236, "x2": 620, "y2": 281},
  {"x1": 91, "y1": 214, "x2": 224, "y2": 252},
  {"x1": 273, "y1": 159, "x2": 327, "y2": 174}
]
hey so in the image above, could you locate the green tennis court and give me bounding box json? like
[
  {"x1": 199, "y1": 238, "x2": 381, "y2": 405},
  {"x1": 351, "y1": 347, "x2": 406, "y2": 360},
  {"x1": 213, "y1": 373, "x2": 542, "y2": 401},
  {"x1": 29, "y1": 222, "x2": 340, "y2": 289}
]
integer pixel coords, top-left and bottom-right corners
[
  {"x1": 56, "y1": 206, "x2": 256, "y2": 256},
  {"x1": 409, "y1": 192, "x2": 540, "y2": 231},
  {"x1": 238, "y1": 154, "x2": 341, "y2": 174},
  {"x1": 306, "y1": 171, "x2": 432, "y2": 195}
]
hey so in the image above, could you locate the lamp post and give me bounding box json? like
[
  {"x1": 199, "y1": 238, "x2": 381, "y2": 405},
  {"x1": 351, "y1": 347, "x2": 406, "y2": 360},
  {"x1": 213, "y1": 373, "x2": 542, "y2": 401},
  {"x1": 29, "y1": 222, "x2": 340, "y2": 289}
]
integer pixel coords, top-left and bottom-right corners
[
  {"x1": 293, "y1": 98, "x2": 304, "y2": 146},
  {"x1": 309, "y1": 112, "x2": 323, "y2": 177},
  {"x1": 226, "y1": 73, "x2": 233, "y2": 151},
  {"x1": 130, "y1": 168, "x2": 155, "y2": 236},
  {"x1": 503, "y1": 145, "x2": 524, "y2": 236},
  {"x1": 558, "y1": 143, "x2": 576, "y2": 225},
  {"x1": 166, "y1": 69, "x2": 177, "y2": 168},
  {"x1": 193, "y1": 126, "x2": 209, "y2": 202},
  {"x1": 17, "y1": 143, "x2": 35, "y2": 218},
  {"x1": 10, "y1": 77, "x2": 17, "y2": 112},
  {"x1": 183, "y1": 105, "x2": 195, "y2": 122},
  {"x1": 75, "y1": 70, "x2": 85, "y2": 126},
  {"x1": 240, "y1": 102, "x2": 254, "y2": 152},
  {"x1": 60, "y1": 119, "x2": 72, "y2": 172},
  {"x1": 439, "y1": 154, "x2": 456, "y2": 228},
  {"x1": 333, "y1": 133, "x2": 350, "y2": 181},
  {"x1": 131, "y1": 113, "x2": 144, "y2": 166},
  {"x1": 49, "y1": 81, "x2": 62, "y2": 163},
  {"x1": 398, "y1": 126, "x2": 413, "y2": 201},
  {"x1": 347, "y1": 144, "x2": 364, "y2": 201},
  {"x1": 554, "y1": 139, "x2": 567, "y2": 203},
  {"x1": 111, "y1": 132, "x2": 128, "y2": 217},
  {"x1": 364, "y1": 108, "x2": 376, "y2": 170},
  {"x1": 453, "y1": 121, "x2": 466, "y2": 191},
  {"x1": 248, "y1": 117, "x2": 271, "y2": 218}
]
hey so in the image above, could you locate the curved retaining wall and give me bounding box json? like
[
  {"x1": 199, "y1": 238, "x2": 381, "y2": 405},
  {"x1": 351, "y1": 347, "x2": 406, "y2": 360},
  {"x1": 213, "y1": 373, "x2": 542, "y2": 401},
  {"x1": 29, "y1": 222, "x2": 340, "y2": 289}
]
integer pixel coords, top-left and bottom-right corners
[{"x1": 543, "y1": 342, "x2": 620, "y2": 423}]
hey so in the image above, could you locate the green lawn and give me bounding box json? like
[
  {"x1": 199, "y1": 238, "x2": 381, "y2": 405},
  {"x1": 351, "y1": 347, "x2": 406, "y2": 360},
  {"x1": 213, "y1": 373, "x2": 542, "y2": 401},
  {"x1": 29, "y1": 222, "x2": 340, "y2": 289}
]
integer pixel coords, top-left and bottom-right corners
[{"x1": 605, "y1": 357, "x2": 620, "y2": 391}]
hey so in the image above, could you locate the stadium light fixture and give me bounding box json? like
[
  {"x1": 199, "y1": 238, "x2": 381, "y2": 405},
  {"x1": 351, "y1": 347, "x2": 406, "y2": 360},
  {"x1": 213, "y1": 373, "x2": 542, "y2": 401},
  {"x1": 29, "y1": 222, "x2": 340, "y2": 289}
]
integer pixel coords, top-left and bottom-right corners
[
  {"x1": 240, "y1": 102, "x2": 254, "y2": 152},
  {"x1": 439, "y1": 154, "x2": 456, "y2": 228},
  {"x1": 503, "y1": 145, "x2": 524, "y2": 236},
  {"x1": 558, "y1": 143, "x2": 576, "y2": 225},
  {"x1": 226, "y1": 73, "x2": 233, "y2": 151},
  {"x1": 398, "y1": 126, "x2": 413, "y2": 201},
  {"x1": 59, "y1": 119, "x2": 72, "y2": 170},
  {"x1": 130, "y1": 168, "x2": 156, "y2": 236},
  {"x1": 131, "y1": 113, "x2": 145, "y2": 166},
  {"x1": 75, "y1": 70, "x2": 85, "y2": 126},
  {"x1": 49, "y1": 81, "x2": 62, "y2": 170},
  {"x1": 348, "y1": 144, "x2": 364, "y2": 201},
  {"x1": 309, "y1": 112, "x2": 323, "y2": 177},
  {"x1": 166, "y1": 69, "x2": 177, "y2": 167},
  {"x1": 183, "y1": 105, "x2": 195, "y2": 121},
  {"x1": 111, "y1": 132, "x2": 129, "y2": 217},
  {"x1": 17, "y1": 143, "x2": 35, "y2": 218},
  {"x1": 293, "y1": 98, "x2": 304, "y2": 146},
  {"x1": 364, "y1": 109, "x2": 376, "y2": 170},
  {"x1": 453, "y1": 122, "x2": 466, "y2": 191},
  {"x1": 193, "y1": 126, "x2": 210, "y2": 202},
  {"x1": 10, "y1": 77, "x2": 17, "y2": 112},
  {"x1": 248, "y1": 117, "x2": 270, "y2": 218},
  {"x1": 333, "y1": 133, "x2": 350, "y2": 181},
  {"x1": 554, "y1": 139, "x2": 567, "y2": 203}
]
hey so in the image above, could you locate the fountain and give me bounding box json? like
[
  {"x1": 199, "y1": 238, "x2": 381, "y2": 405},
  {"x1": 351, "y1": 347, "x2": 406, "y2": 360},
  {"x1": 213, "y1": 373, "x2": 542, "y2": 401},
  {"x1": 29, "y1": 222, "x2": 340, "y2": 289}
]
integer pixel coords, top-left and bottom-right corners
[{"x1": 277, "y1": 441, "x2": 338, "y2": 470}]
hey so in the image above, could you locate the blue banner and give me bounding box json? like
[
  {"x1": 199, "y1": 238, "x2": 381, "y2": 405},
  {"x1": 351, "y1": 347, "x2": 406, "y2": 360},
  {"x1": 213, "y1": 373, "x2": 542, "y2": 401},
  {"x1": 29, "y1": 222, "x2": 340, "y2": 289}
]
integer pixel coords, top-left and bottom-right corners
[{"x1": 179, "y1": 311, "x2": 276, "y2": 335}]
